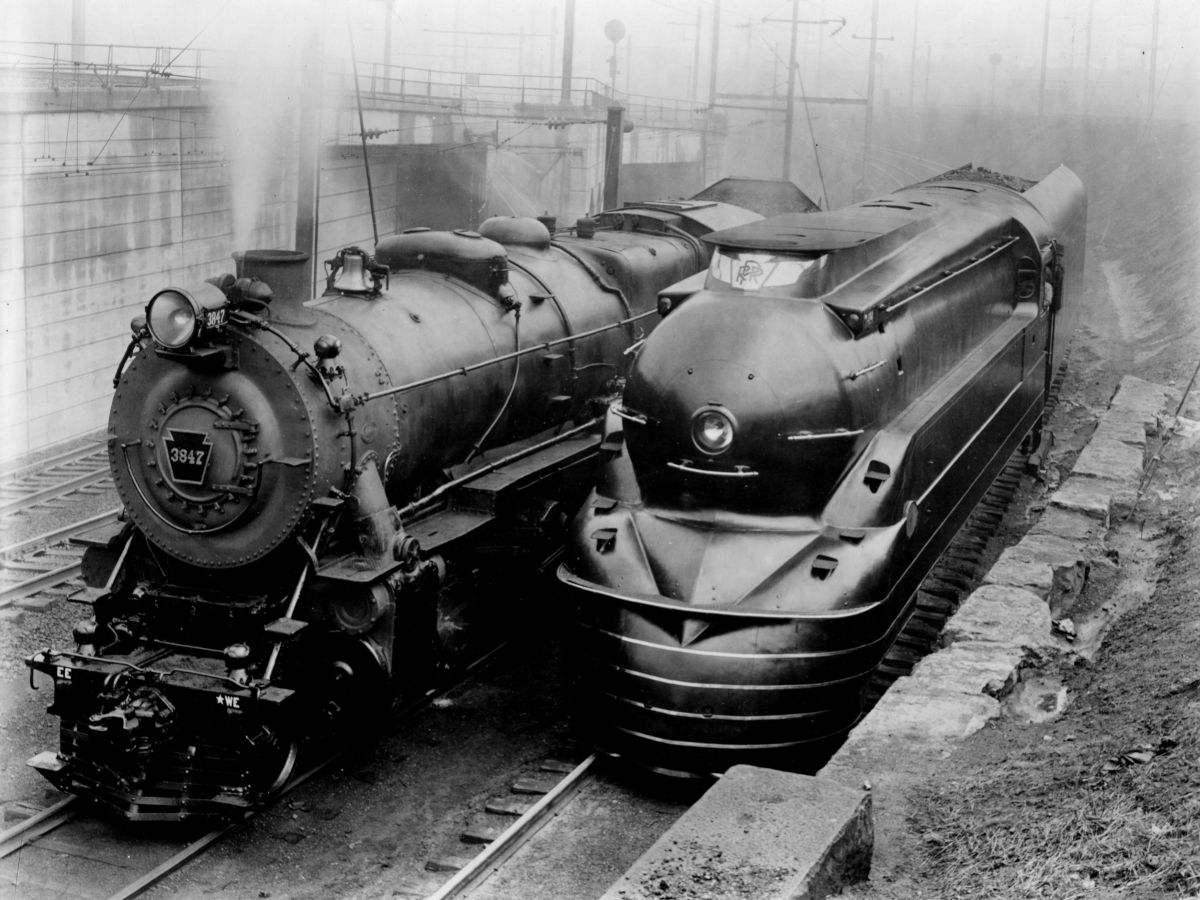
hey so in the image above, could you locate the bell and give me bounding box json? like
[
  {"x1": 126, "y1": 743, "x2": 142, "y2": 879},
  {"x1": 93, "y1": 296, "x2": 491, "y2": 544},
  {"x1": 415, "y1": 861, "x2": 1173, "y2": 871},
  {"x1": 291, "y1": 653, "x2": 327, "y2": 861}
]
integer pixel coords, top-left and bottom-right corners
[{"x1": 332, "y1": 249, "x2": 374, "y2": 294}]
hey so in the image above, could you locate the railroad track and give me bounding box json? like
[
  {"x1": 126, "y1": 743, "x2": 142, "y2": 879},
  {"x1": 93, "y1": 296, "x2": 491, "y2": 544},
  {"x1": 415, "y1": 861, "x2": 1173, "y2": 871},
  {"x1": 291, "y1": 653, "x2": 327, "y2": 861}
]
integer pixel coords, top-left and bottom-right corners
[
  {"x1": 419, "y1": 753, "x2": 600, "y2": 900},
  {"x1": 0, "y1": 643, "x2": 517, "y2": 899},
  {"x1": 0, "y1": 441, "x2": 119, "y2": 607},
  {"x1": 0, "y1": 443, "x2": 112, "y2": 517},
  {"x1": 0, "y1": 509, "x2": 121, "y2": 605},
  {"x1": 0, "y1": 794, "x2": 234, "y2": 900}
]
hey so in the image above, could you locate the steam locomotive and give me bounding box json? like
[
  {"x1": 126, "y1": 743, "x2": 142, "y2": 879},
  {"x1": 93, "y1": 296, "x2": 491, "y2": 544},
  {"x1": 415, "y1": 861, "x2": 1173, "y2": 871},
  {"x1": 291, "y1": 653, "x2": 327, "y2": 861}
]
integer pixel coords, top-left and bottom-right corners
[
  {"x1": 23, "y1": 183, "x2": 800, "y2": 821},
  {"x1": 558, "y1": 165, "x2": 1086, "y2": 776}
]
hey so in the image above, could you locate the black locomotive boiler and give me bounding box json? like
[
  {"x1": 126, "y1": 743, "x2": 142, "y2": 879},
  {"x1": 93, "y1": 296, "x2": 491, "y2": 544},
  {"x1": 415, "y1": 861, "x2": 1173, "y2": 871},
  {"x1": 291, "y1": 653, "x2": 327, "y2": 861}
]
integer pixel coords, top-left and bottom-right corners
[
  {"x1": 558, "y1": 165, "x2": 1086, "y2": 777},
  {"x1": 23, "y1": 185, "x2": 794, "y2": 821}
]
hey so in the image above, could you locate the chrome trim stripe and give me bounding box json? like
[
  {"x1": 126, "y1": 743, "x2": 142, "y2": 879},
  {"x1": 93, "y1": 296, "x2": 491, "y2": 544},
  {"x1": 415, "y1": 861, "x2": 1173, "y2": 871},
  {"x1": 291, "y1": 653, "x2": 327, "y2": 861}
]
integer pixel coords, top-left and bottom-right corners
[
  {"x1": 846, "y1": 359, "x2": 887, "y2": 380},
  {"x1": 612, "y1": 724, "x2": 837, "y2": 752},
  {"x1": 783, "y1": 428, "x2": 864, "y2": 442},
  {"x1": 602, "y1": 691, "x2": 828, "y2": 722},
  {"x1": 593, "y1": 658, "x2": 872, "y2": 692},
  {"x1": 666, "y1": 461, "x2": 759, "y2": 478},
  {"x1": 582, "y1": 622, "x2": 890, "y2": 660},
  {"x1": 559, "y1": 563, "x2": 890, "y2": 621}
]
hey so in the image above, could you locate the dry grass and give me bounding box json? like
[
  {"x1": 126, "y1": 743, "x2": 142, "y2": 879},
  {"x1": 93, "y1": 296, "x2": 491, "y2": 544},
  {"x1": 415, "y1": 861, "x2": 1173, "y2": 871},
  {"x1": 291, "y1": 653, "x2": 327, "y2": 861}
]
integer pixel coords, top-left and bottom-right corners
[{"x1": 911, "y1": 717, "x2": 1200, "y2": 899}]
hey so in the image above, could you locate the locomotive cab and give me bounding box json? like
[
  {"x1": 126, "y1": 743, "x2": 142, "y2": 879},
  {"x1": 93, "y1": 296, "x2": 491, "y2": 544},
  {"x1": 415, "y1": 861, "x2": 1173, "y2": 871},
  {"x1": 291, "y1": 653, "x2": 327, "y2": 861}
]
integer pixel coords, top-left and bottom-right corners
[{"x1": 558, "y1": 165, "x2": 1087, "y2": 776}]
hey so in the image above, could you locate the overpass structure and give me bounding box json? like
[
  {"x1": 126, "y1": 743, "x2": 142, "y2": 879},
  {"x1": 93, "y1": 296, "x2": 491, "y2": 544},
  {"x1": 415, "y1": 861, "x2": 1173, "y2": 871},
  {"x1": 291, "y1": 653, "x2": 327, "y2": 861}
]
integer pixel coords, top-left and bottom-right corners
[{"x1": 0, "y1": 40, "x2": 727, "y2": 461}]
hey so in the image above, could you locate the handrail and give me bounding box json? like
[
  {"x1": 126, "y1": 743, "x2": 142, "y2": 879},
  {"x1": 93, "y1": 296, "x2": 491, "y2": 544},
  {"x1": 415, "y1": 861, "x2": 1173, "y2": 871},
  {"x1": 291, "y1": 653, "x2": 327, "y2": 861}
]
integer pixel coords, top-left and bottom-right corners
[{"x1": 0, "y1": 40, "x2": 714, "y2": 125}]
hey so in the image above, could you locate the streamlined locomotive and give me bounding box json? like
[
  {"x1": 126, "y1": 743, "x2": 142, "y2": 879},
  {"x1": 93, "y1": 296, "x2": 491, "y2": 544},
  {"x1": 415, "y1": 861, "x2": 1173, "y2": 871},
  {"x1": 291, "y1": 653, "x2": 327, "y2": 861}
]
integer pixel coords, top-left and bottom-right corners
[
  {"x1": 24, "y1": 186, "x2": 789, "y2": 820},
  {"x1": 558, "y1": 166, "x2": 1086, "y2": 776}
]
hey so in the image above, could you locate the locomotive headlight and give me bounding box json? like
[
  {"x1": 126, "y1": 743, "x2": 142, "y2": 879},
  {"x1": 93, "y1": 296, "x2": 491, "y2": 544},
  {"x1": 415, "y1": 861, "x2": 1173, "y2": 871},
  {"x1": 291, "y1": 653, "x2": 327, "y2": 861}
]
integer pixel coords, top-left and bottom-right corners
[
  {"x1": 146, "y1": 284, "x2": 228, "y2": 349},
  {"x1": 691, "y1": 406, "x2": 736, "y2": 455}
]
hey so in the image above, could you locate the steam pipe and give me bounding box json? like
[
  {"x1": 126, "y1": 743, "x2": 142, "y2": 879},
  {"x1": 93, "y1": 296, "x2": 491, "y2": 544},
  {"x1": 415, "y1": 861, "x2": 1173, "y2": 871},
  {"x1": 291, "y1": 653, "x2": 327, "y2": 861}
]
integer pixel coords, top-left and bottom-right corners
[
  {"x1": 356, "y1": 310, "x2": 656, "y2": 405},
  {"x1": 349, "y1": 24, "x2": 379, "y2": 246}
]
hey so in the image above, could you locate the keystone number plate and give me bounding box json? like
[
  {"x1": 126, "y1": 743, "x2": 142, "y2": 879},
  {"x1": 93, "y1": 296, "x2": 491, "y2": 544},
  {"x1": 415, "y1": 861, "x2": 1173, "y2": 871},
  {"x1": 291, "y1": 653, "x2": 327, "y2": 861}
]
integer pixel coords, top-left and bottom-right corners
[
  {"x1": 163, "y1": 428, "x2": 214, "y2": 484},
  {"x1": 203, "y1": 307, "x2": 227, "y2": 329}
]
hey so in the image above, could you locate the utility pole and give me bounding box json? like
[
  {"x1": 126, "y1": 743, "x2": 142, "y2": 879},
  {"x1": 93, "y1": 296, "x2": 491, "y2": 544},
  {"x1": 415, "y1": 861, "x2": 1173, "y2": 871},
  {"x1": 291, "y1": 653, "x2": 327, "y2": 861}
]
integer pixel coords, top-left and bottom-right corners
[
  {"x1": 859, "y1": 0, "x2": 881, "y2": 196},
  {"x1": 626, "y1": 36, "x2": 632, "y2": 96},
  {"x1": 605, "y1": 19, "x2": 626, "y2": 98},
  {"x1": 1083, "y1": 0, "x2": 1094, "y2": 111},
  {"x1": 603, "y1": 106, "x2": 625, "y2": 210},
  {"x1": 560, "y1": 0, "x2": 575, "y2": 104},
  {"x1": 71, "y1": 0, "x2": 85, "y2": 59},
  {"x1": 909, "y1": 0, "x2": 919, "y2": 106},
  {"x1": 924, "y1": 43, "x2": 931, "y2": 106},
  {"x1": 760, "y1": 10, "x2": 847, "y2": 182},
  {"x1": 704, "y1": 0, "x2": 721, "y2": 184},
  {"x1": 669, "y1": 15, "x2": 703, "y2": 104},
  {"x1": 1148, "y1": 0, "x2": 1161, "y2": 120},
  {"x1": 783, "y1": 0, "x2": 800, "y2": 181},
  {"x1": 382, "y1": 0, "x2": 392, "y2": 90},
  {"x1": 295, "y1": 38, "x2": 323, "y2": 298},
  {"x1": 708, "y1": 0, "x2": 721, "y2": 107},
  {"x1": 1038, "y1": 0, "x2": 1051, "y2": 116}
]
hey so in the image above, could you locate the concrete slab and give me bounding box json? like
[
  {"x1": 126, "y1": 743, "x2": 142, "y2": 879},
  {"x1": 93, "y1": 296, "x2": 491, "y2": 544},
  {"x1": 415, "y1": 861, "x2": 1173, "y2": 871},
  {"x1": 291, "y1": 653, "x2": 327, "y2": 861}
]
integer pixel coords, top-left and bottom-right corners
[
  {"x1": 1049, "y1": 476, "x2": 1114, "y2": 522},
  {"x1": 983, "y1": 532, "x2": 1089, "y2": 605},
  {"x1": 602, "y1": 766, "x2": 872, "y2": 900},
  {"x1": 12, "y1": 595, "x2": 57, "y2": 612},
  {"x1": 818, "y1": 683, "x2": 1000, "y2": 791},
  {"x1": 0, "y1": 608, "x2": 26, "y2": 626},
  {"x1": 1030, "y1": 505, "x2": 1103, "y2": 544},
  {"x1": 1042, "y1": 376, "x2": 1173, "y2": 526},
  {"x1": 907, "y1": 641, "x2": 1028, "y2": 698},
  {"x1": 941, "y1": 584, "x2": 1056, "y2": 653},
  {"x1": 1070, "y1": 435, "x2": 1145, "y2": 483},
  {"x1": 854, "y1": 679, "x2": 1000, "y2": 742},
  {"x1": 1089, "y1": 417, "x2": 1148, "y2": 450},
  {"x1": 1107, "y1": 375, "x2": 1177, "y2": 423}
]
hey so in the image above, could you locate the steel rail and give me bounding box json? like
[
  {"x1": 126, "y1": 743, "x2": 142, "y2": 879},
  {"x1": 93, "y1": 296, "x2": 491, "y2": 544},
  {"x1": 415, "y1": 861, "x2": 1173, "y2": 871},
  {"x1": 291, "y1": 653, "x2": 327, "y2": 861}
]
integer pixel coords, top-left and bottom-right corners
[
  {"x1": 105, "y1": 824, "x2": 233, "y2": 900},
  {"x1": 0, "y1": 468, "x2": 113, "y2": 517},
  {"x1": 0, "y1": 796, "x2": 80, "y2": 859},
  {"x1": 0, "y1": 508, "x2": 121, "y2": 560},
  {"x1": 425, "y1": 753, "x2": 600, "y2": 900},
  {"x1": 0, "y1": 510, "x2": 122, "y2": 606},
  {"x1": 0, "y1": 558, "x2": 85, "y2": 606},
  {"x1": 0, "y1": 444, "x2": 106, "y2": 482}
]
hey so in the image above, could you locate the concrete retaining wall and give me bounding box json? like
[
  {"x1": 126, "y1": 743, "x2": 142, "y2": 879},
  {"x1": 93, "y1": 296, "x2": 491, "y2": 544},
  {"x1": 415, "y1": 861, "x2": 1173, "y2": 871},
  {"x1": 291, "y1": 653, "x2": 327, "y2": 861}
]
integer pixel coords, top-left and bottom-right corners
[
  {"x1": 1, "y1": 98, "x2": 296, "y2": 460},
  {"x1": 0, "y1": 93, "x2": 489, "y2": 462},
  {"x1": 813, "y1": 374, "x2": 1175, "y2": 877}
]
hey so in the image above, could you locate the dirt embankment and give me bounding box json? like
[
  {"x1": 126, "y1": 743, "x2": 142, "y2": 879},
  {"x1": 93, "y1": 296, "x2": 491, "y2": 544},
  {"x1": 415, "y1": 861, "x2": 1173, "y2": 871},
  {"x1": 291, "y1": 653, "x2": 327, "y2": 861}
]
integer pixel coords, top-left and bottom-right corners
[{"x1": 842, "y1": 118, "x2": 1200, "y2": 899}]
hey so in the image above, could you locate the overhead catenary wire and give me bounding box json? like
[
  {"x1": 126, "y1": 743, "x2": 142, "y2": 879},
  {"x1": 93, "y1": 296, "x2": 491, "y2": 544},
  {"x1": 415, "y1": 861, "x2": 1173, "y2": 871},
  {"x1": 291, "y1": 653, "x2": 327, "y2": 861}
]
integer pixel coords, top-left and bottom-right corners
[{"x1": 86, "y1": 3, "x2": 231, "y2": 167}]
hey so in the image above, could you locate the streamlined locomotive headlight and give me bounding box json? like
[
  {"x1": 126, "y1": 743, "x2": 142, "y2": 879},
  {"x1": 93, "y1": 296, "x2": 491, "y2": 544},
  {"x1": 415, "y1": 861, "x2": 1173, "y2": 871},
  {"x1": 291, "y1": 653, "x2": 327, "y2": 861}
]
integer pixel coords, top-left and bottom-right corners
[
  {"x1": 146, "y1": 284, "x2": 228, "y2": 349},
  {"x1": 691, "y1": 406, "x2": 736, "y2": 455}
]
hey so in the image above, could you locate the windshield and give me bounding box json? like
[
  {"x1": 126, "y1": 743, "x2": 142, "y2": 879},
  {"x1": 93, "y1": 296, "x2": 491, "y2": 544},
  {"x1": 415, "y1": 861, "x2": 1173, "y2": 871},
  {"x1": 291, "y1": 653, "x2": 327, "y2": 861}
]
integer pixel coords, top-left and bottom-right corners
[{"x1": 707, "y1": 249, "x2": 825, "y2": 292}]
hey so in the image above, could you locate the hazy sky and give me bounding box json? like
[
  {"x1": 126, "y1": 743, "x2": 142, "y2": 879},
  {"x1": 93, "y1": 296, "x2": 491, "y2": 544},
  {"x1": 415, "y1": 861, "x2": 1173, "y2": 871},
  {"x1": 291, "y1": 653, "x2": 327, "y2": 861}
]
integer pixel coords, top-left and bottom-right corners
[{"x1": 9, "y1": 0, "x2": 1199, "y2": 113}]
